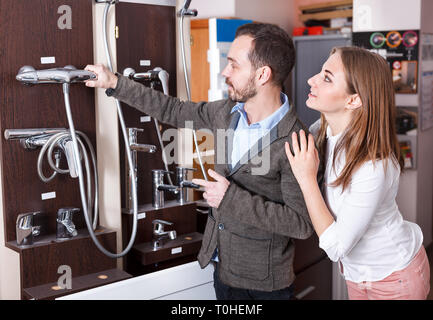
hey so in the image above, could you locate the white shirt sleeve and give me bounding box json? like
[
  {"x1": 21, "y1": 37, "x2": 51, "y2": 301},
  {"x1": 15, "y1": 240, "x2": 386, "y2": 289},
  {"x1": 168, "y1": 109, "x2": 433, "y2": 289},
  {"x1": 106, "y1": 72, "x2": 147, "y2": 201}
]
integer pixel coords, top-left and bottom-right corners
[{"x1": 319, "y1": 161, "x2": 389, "y2": 262}]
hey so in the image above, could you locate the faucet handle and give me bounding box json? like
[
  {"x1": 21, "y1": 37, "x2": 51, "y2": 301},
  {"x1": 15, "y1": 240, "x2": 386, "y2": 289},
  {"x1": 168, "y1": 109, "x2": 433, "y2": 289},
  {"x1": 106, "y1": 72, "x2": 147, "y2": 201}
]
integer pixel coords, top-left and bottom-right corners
[
  {"x1": 176, "y1": 167, "x2": 196, "y2": 181},
  {"x1": 152, "y1": 219, "x2": 173, "y2": 226},
  {"x1": 176, "y1": 166, "x2": 197, "y2": 172},
  {"x1": 152, "y1": 219, "x2": 174, "y2": 235},
  {"x1": 128, "y1": 127, "x2": 144, "y2": 134},
  {"x1": 180, "y1": 181, "x2": 201, "y2": 189},
  {"x1": 152, "y1": 169, "x2": 174, "y2": 178},
  {"x1": 57, "y1": 207, "x2": 80, "y2": 218},
  {"x1": 123, "y1": 67, "x2": 136, "y2": 78}
]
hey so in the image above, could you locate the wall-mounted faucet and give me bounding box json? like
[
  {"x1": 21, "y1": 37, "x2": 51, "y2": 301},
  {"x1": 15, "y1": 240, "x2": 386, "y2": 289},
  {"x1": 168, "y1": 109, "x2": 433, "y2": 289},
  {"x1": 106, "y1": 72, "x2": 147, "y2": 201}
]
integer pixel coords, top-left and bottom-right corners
[
  {"x1": 125, "y1": 128, "x2": 157, "y2": 211},
  {"x1": 176, "y1": 167, "x2": 201, "y2": 205},
  {"x1": 56, "y1": 207, "x2": 80, "y2": 239},
  {"x1": 4, "y1": 127, "x2": 82, "y2": 180},
  {"x1": 152, "y1": 219, "x2": 176, "y2": 250},
  {"x1": 16, "y1": 65, "x2": 96, "y2": 85},
  {"x1": 16, "y1": 212, "x2": 41, "y2": 246},
  {"x1": 4, "y1": 128, "x2": 67, "y2": 148},
  {"x1": 152, "y1": 170, "x2": 179, "y2": 209}
]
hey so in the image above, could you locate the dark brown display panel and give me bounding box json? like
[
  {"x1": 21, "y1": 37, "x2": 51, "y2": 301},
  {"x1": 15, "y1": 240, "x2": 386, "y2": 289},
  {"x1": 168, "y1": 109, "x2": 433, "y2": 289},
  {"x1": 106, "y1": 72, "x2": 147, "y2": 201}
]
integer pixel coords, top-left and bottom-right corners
[
  {"x1": 0, "y1": 0, "x2": 120, "y2": 299},
  {"x1": 115, "y1": 3, "x2": 205, "y2": 275},
  {"x1": 0, "y1": 0, "x2": 96, "y2": 242},
  {"x1": 115, "y1": 2, "x2": 178, "y2": 208}
]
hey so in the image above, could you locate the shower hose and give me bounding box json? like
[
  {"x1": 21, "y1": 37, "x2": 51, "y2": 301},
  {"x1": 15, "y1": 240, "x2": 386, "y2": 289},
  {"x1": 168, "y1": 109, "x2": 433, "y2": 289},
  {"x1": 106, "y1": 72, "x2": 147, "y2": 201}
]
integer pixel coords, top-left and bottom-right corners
[{"x1": 52, "y1": 2, "x2": 139, "y2": 258}]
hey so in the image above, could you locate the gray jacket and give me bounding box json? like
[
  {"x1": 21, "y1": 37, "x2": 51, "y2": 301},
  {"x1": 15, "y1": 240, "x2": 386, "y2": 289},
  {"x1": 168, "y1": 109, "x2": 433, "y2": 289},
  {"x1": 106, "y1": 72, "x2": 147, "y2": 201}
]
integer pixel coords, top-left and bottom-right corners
[{"x1": 111, "y1": 76, "x2": 315, "y2": 291}]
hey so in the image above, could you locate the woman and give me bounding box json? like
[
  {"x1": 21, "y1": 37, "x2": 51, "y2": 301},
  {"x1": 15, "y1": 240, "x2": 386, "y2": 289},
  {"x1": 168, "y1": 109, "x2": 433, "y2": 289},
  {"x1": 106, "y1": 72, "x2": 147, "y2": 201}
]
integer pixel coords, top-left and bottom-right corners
[{"x1": 285, "y1": 46, "x2": 430, "y2": 300}]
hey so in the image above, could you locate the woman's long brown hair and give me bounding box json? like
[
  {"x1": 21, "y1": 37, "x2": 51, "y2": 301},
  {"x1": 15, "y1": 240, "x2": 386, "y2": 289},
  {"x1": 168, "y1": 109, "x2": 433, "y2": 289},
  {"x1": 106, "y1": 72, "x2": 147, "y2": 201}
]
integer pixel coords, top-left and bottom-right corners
[{"x1": 316, "y1": 46, "x2": 404, "y2": 192}]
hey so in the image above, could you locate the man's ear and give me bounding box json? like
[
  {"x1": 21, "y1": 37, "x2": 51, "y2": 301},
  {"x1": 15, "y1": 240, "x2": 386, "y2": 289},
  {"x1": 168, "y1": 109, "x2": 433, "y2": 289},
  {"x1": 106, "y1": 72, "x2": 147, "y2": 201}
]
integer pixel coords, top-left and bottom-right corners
[
  {"x1": 346, "y1": 93, "x2": 362, "y2": 110},
  {"x1": 256, "y1": 66, "x2": 272, "y2": 86}
]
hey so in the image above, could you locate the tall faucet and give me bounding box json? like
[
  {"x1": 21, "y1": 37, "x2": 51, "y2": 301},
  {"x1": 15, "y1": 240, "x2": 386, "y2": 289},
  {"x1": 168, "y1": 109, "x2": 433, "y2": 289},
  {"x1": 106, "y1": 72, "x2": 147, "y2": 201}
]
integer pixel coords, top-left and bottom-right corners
[
  {"x1": 152, "y1": 170, "x2": 179, "y2": 209},
  {"x1": 126, "y1": 127, "x2": 157, "y2": 211},
  {"x1": 152, "y1": 219, "x2": 177, "y2": 250},
  {"x1": 175, "y1": 167, "x2": 201, "y2": 204}
]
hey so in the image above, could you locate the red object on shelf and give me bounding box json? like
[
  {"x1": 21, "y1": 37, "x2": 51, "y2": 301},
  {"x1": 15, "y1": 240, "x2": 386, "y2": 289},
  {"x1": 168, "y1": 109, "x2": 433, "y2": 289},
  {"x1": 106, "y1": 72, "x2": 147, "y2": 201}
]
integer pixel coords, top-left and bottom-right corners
[{"x1": 293, "y1": 26, "x2": 324, "y2": 36}]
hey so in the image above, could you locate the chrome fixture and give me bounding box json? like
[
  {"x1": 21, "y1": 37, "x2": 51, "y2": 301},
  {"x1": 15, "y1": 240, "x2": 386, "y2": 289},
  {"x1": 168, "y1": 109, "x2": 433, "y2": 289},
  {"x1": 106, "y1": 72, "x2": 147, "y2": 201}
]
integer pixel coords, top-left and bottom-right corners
[
  {"x1": 123, "y1": 68, "x2": 160, "y2": 81},
  {"x1": 126, "y1": 127, "x2": 157, "y2": 211},
  {"x1": 176, "y1": 167, "x2": 200, "y2": 205},
  {"x1": 95, "y1": 0, "x2": 118, "y2": 3},
  {"x1": 4, "y1": 128, "x2": 65, "y2": 181},
  {"x1": 123, "y1": 67, "x2": 173, "y2": 186},
  {"x1": 93, "y1": 0, "x2": 145, "y2": 257},
  {"x1": 123, "y1": 67, "x2": 170, "y2": 97},
  {"x1": 177, "y1": 0, "x2": 198, "y2": 17},
  {"x1": 16, "y1": 212, "x2": 41, "y2": 246},
  {"x1": 56, "y1": 208, "x2": 80, "y2": 239},
  {"x1": 14, "y1": 64, "x2": 106, "y2": 255},
  {"x1": 4, "y1": 128, "x2": 67, "y2": 141},
  {"x1": 129, "y1": 128, "x2": 157, "y2": 153},
  {"x1": 16, "y1": 65, "x2": 96, "y2": 85},
  {"x1": 152, "y1": 219, "x2": 176, "y2": 250},
  {"x1": 5, "y1": 126, "x2": 98, "y2": 227},
  {"x1": 177, "y1": 0, "x2": 207, "y2": 182},
  {"x1": 152, "y1": 170, "x2": 179, "y2": 209}
]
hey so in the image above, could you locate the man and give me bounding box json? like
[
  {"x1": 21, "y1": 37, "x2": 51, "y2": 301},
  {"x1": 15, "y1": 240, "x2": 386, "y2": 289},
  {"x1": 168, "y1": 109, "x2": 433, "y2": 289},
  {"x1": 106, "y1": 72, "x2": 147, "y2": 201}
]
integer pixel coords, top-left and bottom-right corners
[{"x1": 85, "y1": 23, "x2": 315, "y2": 300}]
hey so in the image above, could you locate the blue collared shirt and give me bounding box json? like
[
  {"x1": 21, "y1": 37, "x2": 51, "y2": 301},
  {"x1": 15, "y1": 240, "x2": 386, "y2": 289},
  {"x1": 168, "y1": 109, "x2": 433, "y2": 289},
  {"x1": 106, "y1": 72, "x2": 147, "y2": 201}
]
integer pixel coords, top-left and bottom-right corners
[
  {"x1": 230, "y1": 92, "x2": 290, "y2": 167},
  {"x1": 211, "y1": 92, "x2": 289, "y2": 263}
]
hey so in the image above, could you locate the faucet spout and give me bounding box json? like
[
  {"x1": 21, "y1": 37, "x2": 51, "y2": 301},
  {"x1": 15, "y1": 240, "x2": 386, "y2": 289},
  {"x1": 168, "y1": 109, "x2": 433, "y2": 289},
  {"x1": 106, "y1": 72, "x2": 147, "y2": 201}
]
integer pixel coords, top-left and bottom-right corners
[
  {"x1": 130, "y1": 142, "x2": 157, "y2": 153},
  {"x1": 152, "y1": 219, "x2": 177, "y2": 250}
]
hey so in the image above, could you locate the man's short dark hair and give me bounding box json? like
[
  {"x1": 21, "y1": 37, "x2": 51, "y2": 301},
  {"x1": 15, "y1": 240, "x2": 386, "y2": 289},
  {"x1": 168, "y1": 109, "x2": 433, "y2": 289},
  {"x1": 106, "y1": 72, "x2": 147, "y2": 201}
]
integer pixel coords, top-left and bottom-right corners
[{"x1": 235, "y1": 23, "x2": 295, "y2": 87}]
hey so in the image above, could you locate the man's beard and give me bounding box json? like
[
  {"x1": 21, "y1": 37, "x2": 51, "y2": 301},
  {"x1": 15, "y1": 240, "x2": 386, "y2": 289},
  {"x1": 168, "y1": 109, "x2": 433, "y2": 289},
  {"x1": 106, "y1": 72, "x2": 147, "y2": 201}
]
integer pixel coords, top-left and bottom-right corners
[{"x1": 226, "y1": 73, "x2": 257, "y2": 102}]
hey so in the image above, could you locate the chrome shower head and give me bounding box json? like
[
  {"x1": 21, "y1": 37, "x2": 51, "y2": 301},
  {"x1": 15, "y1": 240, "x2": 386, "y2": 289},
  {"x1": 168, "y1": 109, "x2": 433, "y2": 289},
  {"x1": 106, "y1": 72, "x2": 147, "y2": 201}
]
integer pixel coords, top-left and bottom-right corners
[{"x1": 16, "y1": 65, "x2": 97, "y2": 85}]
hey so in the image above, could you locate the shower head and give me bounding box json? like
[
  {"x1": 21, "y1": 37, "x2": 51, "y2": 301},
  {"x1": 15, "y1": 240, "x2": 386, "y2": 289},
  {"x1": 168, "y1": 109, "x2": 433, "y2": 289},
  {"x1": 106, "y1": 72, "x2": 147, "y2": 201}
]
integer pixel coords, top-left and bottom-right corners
[
  {"x1": 178, "y1": 0, "x2": 197, "y2": 17},
  {"x1": 16, "y1": 65, "x2": 97, "y2": 85}
]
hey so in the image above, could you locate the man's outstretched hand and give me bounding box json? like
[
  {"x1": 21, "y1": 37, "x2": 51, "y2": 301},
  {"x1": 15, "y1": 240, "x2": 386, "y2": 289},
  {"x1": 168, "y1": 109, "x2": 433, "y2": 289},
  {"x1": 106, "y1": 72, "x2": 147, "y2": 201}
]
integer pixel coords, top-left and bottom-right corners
[{"x1": 84, "y1": 63, "x2": 118, "y2": 89}]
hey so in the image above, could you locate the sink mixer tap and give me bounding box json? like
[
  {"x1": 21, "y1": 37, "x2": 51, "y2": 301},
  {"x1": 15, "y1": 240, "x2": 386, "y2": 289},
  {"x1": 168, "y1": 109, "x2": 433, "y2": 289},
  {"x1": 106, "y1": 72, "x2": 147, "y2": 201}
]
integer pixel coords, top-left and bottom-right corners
[
  {"x1": 152, "y1": 169, "x2": 179, "y2": 209},
  {"x1": 56, "y1": 207, "x2": 80, "y2": 239},
  {"x1": 16, "y1": 212, "x2": 41, "y2": 246},
  {"x1": 125, "y1": 127, "x2": 157, "y2": 211},
  {"x1": 152, "y1": 219, "x2": 176, "y2": 250},
  {"x1": 175, "y1": 167, "x2": 201, "y2": 205}
]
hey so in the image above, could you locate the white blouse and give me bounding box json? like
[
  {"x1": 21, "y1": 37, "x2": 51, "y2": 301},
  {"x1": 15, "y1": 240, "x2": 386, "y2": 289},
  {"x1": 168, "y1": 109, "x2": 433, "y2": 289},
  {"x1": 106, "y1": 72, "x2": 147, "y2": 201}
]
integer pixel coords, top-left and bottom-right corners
[{"x1": 318, "y1": 126, "x2": 423, "y2": 283}]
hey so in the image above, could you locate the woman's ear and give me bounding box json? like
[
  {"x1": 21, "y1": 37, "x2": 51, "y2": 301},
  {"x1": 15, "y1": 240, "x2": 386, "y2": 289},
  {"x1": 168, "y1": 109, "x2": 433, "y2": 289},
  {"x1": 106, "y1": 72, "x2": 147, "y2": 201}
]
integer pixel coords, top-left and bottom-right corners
[
  {"x1": 346, "y1": 93, "x2": 362, "y2": 110},
  {"x1": 257, "y1": 66, "x2": 272, "y2": 86}
]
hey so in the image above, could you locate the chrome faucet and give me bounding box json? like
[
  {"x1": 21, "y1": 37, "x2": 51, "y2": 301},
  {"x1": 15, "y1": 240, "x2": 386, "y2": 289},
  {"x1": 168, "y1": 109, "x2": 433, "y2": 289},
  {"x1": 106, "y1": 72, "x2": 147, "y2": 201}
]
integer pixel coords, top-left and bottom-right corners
[
  {"x1": 152, "y1": 169, "x2": 179, "y2": 209},
  {"x1": 4, "y1": 128, "x2": 67, "y2": 149},
  {"x1": 126, "y1": 127, "x2": 157, "y2": 211},
  {"x1": 128, "y1": 127, "x2": 157, "y2": 153},
  {"x1": 16, "y1": 212, "x2": 41, "y2": 246},
  {"x1": 4, "y1": 128, "x2": 81, "y2": 179},
  {"x1": 56, "y1": 207, "x2": 80, "y2": 239},
  {"x1": 152, "y1": 219, "x2": 177, "y2": 250},
  {"x1": 175, "y1": 167, "x2": 201, "y2": 204}
]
